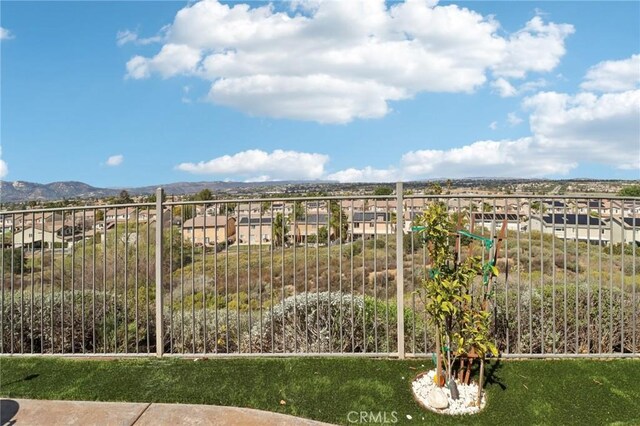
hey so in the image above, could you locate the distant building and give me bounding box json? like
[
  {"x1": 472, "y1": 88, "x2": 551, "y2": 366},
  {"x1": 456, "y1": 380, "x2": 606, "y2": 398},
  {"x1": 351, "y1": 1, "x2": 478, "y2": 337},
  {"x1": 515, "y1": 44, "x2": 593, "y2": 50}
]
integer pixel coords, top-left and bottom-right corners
[
  {"x1": 608, "y1": 217, "x2": 640, "y2": 245},
  {"x1": 182, "y1": 216, "x2": 236, "y2": 246},
  {"x1": 236, "y1": 216, "x2": 272, "y2": 245},
  {"x1": 526, "y1": 214, "x2": 610, "y2": 244},
  {"x1": 350, "y1": 212, "x2": 394, "y2": 239}
]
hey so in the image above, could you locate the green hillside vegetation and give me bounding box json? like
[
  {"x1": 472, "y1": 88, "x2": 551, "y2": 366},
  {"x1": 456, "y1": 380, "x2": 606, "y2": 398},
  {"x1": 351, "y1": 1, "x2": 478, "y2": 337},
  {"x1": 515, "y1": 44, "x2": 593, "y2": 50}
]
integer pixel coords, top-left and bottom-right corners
[{"x1": 2, "y1": 220, "x2": 639, "y2": 354}]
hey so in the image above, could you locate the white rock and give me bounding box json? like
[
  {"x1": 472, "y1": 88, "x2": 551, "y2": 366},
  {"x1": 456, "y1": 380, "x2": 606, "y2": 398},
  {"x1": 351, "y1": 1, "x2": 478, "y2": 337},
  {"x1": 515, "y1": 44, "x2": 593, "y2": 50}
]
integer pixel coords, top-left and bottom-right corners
[
  {"x1": 411, "y1": 369, "x2": 486, "y2": 416},
  {"x1": 427, "y1": 389, "x2": 449, "y2": 409}
]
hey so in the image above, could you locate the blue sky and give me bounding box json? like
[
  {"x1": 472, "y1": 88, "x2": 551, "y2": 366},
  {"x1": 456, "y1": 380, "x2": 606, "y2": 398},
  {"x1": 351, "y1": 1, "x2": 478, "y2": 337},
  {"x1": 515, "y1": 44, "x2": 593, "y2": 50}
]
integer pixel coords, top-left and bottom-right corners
[{"x1": 1, "y1": 0, "x2": 639, "y2": 187}]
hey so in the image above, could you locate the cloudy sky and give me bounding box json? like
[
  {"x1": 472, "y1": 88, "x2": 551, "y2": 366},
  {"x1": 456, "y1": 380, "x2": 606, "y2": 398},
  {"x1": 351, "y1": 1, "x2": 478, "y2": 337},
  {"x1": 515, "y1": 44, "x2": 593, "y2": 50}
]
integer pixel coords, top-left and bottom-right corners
[{"x1": 1, "y1": 0, "x2": 639, "y2": 186}]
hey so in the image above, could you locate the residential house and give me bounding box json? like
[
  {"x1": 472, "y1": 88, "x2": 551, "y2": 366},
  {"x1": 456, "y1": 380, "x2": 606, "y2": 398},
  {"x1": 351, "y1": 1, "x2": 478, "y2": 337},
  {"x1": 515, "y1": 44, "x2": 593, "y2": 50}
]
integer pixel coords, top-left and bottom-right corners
[
  {"x1": 105, "y1": 207, "x2": 137, "y2": 223},
  {"x1": 236, "y1": 216, "x2": 272, "y2": 245},
  {"x1": 526, "y1": 214, "x2": 610, "y2": 244},
  {"x1": 137, "y1": 208, "x2": 172, "y2": 225},
  {"x1": 182, "y1": 216, "x2": 236, "y2": 246},
  {"x1": 575, "y1": 200, "x2": 603, "y2": 215},
  {"x1": 271, "y1": 202, "x2": 293, "y2": 215},
  {"x1": 292, "y1": 214, "x2": 329, "y2": 242},
  {"x1": 12, "y1": 221, "x2": 81, "y2": 249},
  {"x1": 607, "y1": 217, "x2": 640, "y2": 245},
  {"x1": 235, "y1": 203, "x2": 263, "y2": 217},
  {"x1": 543, "y1": 200, "x2": 568, "y2": 214},
  {"x1": 471, "y1": 213, "x2": 525, "y2": 232},
  {"x1": 12, "y1": 227, "x2": 57, "y2": 249},
  {"x1": 34, "y1": 212, "x2": 64, "y2": 225},
  {"x1": 350, "y1": 212, "x2": 394, "y2": 239}
]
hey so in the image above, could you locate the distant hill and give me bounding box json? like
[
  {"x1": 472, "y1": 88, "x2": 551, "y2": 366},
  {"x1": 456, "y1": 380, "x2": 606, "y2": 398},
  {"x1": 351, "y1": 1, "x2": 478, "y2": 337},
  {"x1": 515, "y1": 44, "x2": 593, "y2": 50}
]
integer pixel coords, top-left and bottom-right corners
[
  {"x1": 0, "y1": 181, "x2": 121, "y2": 202},
  {"x1": 0, "y1": 180, "x2": 331, "y2": 202}
]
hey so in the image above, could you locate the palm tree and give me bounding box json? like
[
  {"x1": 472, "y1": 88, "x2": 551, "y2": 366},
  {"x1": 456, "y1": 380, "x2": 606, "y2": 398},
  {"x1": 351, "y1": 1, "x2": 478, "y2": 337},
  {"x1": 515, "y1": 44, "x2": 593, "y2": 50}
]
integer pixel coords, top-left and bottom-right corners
[
  {"x1": 328, "y1": 201, "x2": 348, "y2": 242},
  {"x1": 272, "y1": 213, "x2": 289, "y2": 247}
]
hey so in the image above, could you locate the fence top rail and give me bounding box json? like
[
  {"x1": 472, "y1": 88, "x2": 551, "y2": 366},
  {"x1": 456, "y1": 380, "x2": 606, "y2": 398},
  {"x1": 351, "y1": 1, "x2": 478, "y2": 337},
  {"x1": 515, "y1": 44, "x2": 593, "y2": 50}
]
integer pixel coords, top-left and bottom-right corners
[
  {"x1": 164, "y1": 194, "x2": 640, "y2": 206},
  {"x1": 405, "y1": 194, "x2": 640, "y2": 201},
  {"x1": 0, "y1": 202, "x2": 155, "y2": 216},
  {"x1": 164, "y1": 194, "x2": 398, "y2": 206},
  {"x1": 1, "y1": 194, "x2": 638, "y2": 216}
]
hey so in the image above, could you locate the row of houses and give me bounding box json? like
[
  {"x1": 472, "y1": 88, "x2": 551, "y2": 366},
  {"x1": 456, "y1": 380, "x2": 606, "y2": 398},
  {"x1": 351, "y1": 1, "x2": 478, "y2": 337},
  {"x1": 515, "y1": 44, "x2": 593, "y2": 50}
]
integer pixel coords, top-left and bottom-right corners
[
  {"x1": 230, "y1": 199, "x2": 640, "y2": 217},
  {"x1": 182, "y1": 212, "x2": 640, "y2": 247},
  {"x1": 5, "y1": 205, "x2": 639, "y2": 250},
  {"x1": 181, "y1": 212, "x2": 397, "y2": 246},
  {"x1": 2, "y1": 207, "x2": 166, "y2": 230}
]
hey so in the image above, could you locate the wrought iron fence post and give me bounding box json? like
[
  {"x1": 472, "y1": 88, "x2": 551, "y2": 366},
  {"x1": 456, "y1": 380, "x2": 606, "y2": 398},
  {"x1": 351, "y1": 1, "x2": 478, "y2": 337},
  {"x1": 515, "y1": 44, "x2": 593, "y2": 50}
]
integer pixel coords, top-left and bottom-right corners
[
  {"x1": 155, "y1": 187, "x2": 164, "y2": 357},
  {"x1": 396, "y1": 182, "x2": 405, "y2": 359}
]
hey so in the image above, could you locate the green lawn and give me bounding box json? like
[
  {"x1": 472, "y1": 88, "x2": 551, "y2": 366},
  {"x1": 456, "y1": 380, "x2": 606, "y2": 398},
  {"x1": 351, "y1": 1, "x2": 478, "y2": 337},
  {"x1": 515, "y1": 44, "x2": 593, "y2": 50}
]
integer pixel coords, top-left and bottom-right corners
[{"x1": 1, "y1": 357, "x2": 639, "y2": 425}]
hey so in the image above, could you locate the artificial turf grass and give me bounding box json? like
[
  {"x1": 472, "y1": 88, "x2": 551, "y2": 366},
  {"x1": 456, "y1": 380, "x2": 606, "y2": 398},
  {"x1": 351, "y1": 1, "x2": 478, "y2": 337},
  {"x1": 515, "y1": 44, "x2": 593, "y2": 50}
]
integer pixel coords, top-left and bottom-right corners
[{"x1": 0, "y1": 357, "x2": 639, "y2": 425}]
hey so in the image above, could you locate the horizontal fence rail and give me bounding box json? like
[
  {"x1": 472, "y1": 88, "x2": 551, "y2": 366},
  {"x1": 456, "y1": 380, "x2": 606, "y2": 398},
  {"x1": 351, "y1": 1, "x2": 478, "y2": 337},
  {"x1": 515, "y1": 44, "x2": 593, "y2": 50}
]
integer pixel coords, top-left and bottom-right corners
[{"x1": 1, "y1": 187, "x2": 638, "y2": 358}]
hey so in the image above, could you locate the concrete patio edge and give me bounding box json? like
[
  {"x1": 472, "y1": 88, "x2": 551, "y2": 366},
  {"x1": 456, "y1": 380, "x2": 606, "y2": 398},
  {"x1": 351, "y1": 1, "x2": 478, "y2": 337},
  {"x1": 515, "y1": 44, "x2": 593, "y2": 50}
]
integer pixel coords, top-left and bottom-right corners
[{"x1": 0, "y1": 398, "x2": 335, "y2": 425}]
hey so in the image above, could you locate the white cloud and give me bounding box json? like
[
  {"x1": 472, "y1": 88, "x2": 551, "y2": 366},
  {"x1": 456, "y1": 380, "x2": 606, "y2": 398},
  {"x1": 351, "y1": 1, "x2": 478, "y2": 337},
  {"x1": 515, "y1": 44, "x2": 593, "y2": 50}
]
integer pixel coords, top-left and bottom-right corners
[
  {"x1": 507, "y1": 112, "x2": 523, "y2": 126},
  {"x1": 328, "y1": 88, "x2": 640, "y2": 182},
  {"x1": 0, "y1": 27, "x2": 14, "y2": 40},
  {"x1": 326, "y1": 166, "x2": 399, "y2": 183},
  {"x1": 126, "y1": 44, "x2": 201, "y2": 80},
  {"x1": 491, "y1": 78, "x2": 517, "y2": 97},
  {"x1": 116, "y1": 27, "x2": 167, "y2": 46},
  {"x1": 400, "y1": 137, "x2": 575, "y2": 178},
  {"x1": 126, "y1": 0, "x2": 573, "y2": 123},
  {"x1": 581, "y1": 54, "x2": 640, "y2": 92},
  {"x1": 106, "y1": 154, "x2": 124, "y2": 167},
  {"x1": 116, "y1": 30, "x2": 138, "y2": 46},
  {"x1": 209, "y1": 74, "x2": 405, "y2": 124},
  {"x1": 175, "y1": 86, "x2": 639, "y2": 182},
  {"x1": 489, "y1": 121, "x2": 498, "y2": 130},
  {"x1": 492, "y1": 16, "x2": 574, "y2": 79},
  {"x1": 176, "y1": 149, "x2": 329, "y2": 181},
  {"x1": 0, "y1": 148, "x2": 8, "y2": 178},
  {"x1": 523, "y1": 89, "x2": 640, "y2": 170},
  {"x1": 492, "y1": 77, "x2": 547, "y2": 98}
]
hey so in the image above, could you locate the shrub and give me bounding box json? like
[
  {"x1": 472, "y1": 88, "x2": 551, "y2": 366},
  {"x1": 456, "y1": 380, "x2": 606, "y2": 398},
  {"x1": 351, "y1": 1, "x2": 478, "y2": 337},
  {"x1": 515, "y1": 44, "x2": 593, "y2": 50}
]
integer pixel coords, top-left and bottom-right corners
[
  {"x1": 249, "y1": 291, "x2": 409, "y2": 353},
  {"x1": 403, "y1": 233, "x2": 425, "y2": 254},
  {"x1": 493, "y1": 283, "x2": 639, "y2": 354},
  {"x1": 2, "y1": 249, "x2": 26, "y2": 274},
  {"x1": 1, "y1": 291, "x2": 157, "y2": 354},
  {"x1": 166, "y1": 309, "x2": 248, "y2": 353}
]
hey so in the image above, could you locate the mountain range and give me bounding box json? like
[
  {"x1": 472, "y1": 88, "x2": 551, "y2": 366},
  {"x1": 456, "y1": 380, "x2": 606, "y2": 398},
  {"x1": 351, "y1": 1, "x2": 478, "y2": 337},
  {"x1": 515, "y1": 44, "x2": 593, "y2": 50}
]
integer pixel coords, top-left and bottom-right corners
[{"x1": 0, "y1": 180, "x2": 308, "y2": 203}]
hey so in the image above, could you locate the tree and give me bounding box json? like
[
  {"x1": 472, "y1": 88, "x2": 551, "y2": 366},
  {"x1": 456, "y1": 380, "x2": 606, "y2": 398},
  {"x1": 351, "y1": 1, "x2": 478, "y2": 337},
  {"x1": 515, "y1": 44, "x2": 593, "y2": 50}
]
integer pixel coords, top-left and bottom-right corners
[
  {"x1": 291, "y1": 201, "x2": 304, "y2": 220},
  {"x1": 415, "y1": 202, "x2": 498, "y2": 400},
  {"x1": 530, "y1": 201, "x2": 546, "y2": 215},
  {"x1": 119, "y1": 190, "x2": 133, "y2": 204},
  {"x1": 427, "y1": 183, "x2": 443, "y2": 195},
  {"x1": 373, "y1": 186, "x2": 393, "y2": 196},
  {"x1": 146, "y1": 191, "x2": 167, "y2": 203},
  {"x1": 218, "y1": 203, "x2": 236, "y2": 215},
  {"x1": 445, "y1": 179, "x2": 453, "y2": 194},
  {"x1": 317, "y1": 226, "x2": 329, "y2": 245},
  {"x1": 619, "y1": 185, "x2": 640, "y2": 197},
  {"x1": 328, "y1": 200, "x2": 349, "y2": 242},
  {"x1": 272, "y1": 213, "x2": 289, "y2": 247},
  {"x1": 95, "y1": 210, "x2": 104, "y2": 222},
  {"x1": 194, "y1": 189, "x2": 213, "y2": 201},
  {"x1": 3, "y1": 249, "x2": 26, "y2": 274},
  {"x1": 173, "y1": 205, "x2": 194, "y2": 221}
]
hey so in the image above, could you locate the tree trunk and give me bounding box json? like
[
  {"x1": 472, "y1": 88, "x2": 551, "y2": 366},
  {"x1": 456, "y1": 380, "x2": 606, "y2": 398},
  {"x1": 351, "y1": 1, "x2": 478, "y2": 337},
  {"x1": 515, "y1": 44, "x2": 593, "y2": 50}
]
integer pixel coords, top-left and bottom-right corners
[
  {"x1": 477, "y1": 358, "x2": 485, "y2": 406},
  {"x1": 435, "y1": 330, "x2": 443, "y2": 387}
]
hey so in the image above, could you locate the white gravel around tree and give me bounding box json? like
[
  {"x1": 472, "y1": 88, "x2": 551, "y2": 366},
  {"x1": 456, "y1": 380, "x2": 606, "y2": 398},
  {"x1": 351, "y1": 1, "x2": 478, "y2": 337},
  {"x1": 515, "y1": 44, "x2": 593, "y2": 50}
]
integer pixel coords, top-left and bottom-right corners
[{"x1": 411, "y1": 369, "x2": 486, "y2": 415}]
